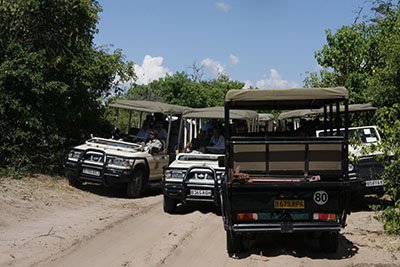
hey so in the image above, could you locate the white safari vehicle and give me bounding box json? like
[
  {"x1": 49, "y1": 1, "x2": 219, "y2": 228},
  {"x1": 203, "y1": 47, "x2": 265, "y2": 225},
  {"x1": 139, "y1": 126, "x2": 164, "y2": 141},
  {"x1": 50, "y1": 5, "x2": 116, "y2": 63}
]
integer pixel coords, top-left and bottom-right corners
[
  {"x1": 162, "y1": 107, "x2": 261, "y2": 213},
  {"x1": 317, "y1": 125, "x2": 385, "y2": 198},
  {"x1": 64, "y1": 100, "x2": 188, "y2": 197}
]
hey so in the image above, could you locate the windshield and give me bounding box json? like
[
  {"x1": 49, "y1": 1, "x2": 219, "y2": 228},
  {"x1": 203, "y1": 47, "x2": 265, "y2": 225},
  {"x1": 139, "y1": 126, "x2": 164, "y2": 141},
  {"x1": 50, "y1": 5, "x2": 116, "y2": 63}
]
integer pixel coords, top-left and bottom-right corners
[{"x1": 318, "y1": 127, "x2": 379, "y2": 143}]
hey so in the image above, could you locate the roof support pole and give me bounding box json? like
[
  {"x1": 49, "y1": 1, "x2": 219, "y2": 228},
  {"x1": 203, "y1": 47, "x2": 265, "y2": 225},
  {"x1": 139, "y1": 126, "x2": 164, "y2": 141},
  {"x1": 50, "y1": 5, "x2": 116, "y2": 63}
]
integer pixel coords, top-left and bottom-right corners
[
  {"x1": 189, "y1": 119, "x2": 193, "y2": 144},
  {"x1": 344, "y1": 99, "x2": 349, "y2": 179},
  {"x1": 336, "y1": 102, "x2": 340, "y2": 135},
  {"x1": 177, "y1": 117, "x2": 184, "y2": 153},
  {"x1": 114, "y1": 108, "x2": 119, "y2": 130},
  {"x1": 166, "y1": 114, "x2": 172, "y2": 150},
  {"x1": 138, "y1": 111, "x2": 143, "y2": 128},
  {"x1": 127, "y1": 110, "x2": 132, "y2": 134},
  {"x1": 184, "y1": 119, "x2": 188, "y2": 148},
  {"x1": 323, "y1": 104, "x2": 327, "y2": 136},
  {"x1": 329, "y1": 103, "x2": 333, "y2": 135}
]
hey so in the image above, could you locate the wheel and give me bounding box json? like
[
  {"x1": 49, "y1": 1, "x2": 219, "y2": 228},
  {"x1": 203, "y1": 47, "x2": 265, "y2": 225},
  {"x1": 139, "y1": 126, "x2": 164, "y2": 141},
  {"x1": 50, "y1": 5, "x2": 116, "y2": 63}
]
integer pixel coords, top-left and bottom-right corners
[
  {"x1": 68, "y1": 173, "x2": 82, "y2": 187},
  {"x1": 376, "y1": 190, "x2": 384, "y2": 198},
  {"x1": 126, "y1": 169, "x2": 144, "y2": 198},
  {"x1": 163, "y1": 194, "x2": 177, "y2": 214},
  {"x1": 319, "y1": 231, "x2": 339, "y2": 253},
  {"x1": 226, "y1": 230, "x2": 243, "y2": 256}
]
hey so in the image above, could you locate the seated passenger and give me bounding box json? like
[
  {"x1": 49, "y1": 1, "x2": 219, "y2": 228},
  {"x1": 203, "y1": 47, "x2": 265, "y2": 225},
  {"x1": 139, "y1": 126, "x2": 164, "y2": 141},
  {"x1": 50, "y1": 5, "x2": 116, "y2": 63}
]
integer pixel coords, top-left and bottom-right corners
[
  {"x1": 182, "y1": 129, "x2": 210, "y2": 152},
  {"x1": 210, "y1": 127, "x2": 225, "y2": 148},
  {"x1": 234, "y1": 121, "x2": 247, "y2": 134},
  {"x1": 111, "y1": 128, "x2": 123, "y2": 140},
  {"x1": 136, "y1": 119, "x2": 151, "y2": 140},
  {"x1": 146, "y1": 129, "x2": 163, "y2": 153},
  {"x1": 154, "y1": 120, "x2": 168, "y2": 140}
]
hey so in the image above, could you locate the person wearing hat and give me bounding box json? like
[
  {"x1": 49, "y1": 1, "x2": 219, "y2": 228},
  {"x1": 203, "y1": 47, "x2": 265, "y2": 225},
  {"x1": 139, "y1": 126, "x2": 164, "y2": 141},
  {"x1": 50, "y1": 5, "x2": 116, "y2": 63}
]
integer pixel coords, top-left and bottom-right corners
[{"x1": 146, "y1": 129, "x2": 163, "y2": 153}]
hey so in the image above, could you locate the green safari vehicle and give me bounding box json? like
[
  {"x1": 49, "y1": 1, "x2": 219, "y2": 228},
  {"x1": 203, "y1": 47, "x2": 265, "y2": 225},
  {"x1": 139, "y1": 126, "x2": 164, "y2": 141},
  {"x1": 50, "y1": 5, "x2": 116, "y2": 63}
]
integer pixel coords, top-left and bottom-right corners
[{"x1": 220, "y1": 87, "x2": 351, "y2": 255}]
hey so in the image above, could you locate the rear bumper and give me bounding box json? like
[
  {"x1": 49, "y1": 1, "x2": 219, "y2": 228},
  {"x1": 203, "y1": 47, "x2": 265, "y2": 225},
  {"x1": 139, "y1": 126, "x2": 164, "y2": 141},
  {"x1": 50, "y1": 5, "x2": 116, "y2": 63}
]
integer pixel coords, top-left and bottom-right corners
[{"x1": 229, "y1": 221, "x2": 341, "y2": 233}]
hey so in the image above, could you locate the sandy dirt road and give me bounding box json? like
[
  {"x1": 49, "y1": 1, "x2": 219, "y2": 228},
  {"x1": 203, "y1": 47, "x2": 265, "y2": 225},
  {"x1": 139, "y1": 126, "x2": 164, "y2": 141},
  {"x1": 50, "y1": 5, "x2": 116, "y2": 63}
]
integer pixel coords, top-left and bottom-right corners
[{"x1": 1, "y1": 176, "x2": 400, "y2": 267}]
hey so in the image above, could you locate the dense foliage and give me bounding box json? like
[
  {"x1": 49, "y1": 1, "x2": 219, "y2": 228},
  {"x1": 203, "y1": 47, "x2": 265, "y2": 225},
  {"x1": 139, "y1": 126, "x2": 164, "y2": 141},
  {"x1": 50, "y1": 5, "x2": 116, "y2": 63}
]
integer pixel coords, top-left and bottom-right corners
[
  {"x1": 304, "y1": 1, "x2": 400, "y2": 233},
  {"x1": 125, "y1": 72, "x2": 245, "y2": 108},
  {"x1": 0, "y1": 0, "x2": 135, "y2": 174}
]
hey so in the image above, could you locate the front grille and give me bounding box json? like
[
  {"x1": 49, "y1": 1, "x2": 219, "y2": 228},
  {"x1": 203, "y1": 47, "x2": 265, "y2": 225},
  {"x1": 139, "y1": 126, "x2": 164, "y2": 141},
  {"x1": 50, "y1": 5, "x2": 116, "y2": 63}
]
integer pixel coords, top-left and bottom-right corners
[
  {"x1": 187, "y1": 171, "x2": 214, "y2": 180},
  {"x1": 357, "y1": 158, "x2": 384, "y2": 180}
]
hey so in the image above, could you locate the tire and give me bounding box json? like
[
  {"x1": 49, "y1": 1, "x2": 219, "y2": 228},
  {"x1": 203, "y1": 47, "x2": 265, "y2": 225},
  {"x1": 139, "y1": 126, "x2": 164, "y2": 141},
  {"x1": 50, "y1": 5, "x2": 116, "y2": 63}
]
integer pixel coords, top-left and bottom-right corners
[
  {"x1": 376, "y1": 190, "x2": 384, "y2": 198},
  {"x1": 126, "y1": 169, "x2": 144, "y2": 198},
  {"x1": 68, "y1": 174, "x2": 82, "y2": 187},
  {"x1": 226, "y1": 230, "x2": 243, "y2": 256},
  {"x1": 319, "y1": 231, "x2": 339, "y2": 253},
  {"x1": 163, "y1": 194, "x2": 177, "y2": 214}
]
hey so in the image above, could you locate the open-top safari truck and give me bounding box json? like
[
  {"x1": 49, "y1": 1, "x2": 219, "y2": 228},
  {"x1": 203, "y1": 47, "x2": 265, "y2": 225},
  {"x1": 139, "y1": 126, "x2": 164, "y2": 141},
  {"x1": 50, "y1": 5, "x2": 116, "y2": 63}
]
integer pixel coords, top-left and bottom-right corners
[
  {"x1": 221, "y1": 87, "x2": 351, "y2": 255},
  {"x1": 279, "y1": 103, "x2": 385, "y2": 200},
  {"x1": 64, "y1": 100, "x2": 188, "y2": 197},
  {"x1": 162, "y1": 106, "x2": 261, "y2": 213}
]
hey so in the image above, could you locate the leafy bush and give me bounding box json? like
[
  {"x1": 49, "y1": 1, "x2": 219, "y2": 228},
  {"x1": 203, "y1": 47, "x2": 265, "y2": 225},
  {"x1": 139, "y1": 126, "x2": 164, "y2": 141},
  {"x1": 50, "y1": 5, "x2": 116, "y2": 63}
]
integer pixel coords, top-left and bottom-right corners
[{"x1": 0, "y1": 0, "x2": 135, "y2": 175}]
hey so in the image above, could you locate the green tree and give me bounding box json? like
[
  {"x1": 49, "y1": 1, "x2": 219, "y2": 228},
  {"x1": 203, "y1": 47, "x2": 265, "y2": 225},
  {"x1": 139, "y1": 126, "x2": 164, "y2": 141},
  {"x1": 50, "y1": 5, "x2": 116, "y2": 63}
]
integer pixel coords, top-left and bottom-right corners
[
  {"x1": 304, "y1": 1, "x2": 400, "y2": 233},
  {"x1": 125, "y1": 72, "x2": 245, "y2": 108},
  {"x1": 0, "y1": 0, "x2": 135, "y2": 174}
]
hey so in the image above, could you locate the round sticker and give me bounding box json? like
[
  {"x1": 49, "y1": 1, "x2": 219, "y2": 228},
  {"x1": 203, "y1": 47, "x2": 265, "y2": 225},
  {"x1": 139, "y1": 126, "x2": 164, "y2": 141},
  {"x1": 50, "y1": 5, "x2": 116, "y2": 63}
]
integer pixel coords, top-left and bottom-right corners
[{"x1": 313, "y1": 190, "x2": 328, "y2": 205}]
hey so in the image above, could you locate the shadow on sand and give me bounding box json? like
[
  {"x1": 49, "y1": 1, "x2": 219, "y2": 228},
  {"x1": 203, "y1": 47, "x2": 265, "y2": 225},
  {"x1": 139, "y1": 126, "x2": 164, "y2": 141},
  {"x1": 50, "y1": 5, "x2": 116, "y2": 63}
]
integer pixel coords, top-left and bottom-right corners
[
  {"x1": 173, "y1": 202, "x2": 221, "y2": 216},
  {"x1": 72, "y1": 180, "x2": 163, "y2": 199},
  {"x1": 350, "y1": 194, "x2": 393, "y2": 212},
  {"x1": 234, "y1": 232, "x2": 358, "y2": 260}
]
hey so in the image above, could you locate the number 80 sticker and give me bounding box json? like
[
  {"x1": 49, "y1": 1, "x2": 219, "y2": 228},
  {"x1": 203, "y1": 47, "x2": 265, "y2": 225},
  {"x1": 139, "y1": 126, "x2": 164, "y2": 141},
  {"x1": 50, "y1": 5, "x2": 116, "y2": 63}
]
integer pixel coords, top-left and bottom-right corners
[{"x1": 313, "y1": 190, "x2": 328, "y2": 205}]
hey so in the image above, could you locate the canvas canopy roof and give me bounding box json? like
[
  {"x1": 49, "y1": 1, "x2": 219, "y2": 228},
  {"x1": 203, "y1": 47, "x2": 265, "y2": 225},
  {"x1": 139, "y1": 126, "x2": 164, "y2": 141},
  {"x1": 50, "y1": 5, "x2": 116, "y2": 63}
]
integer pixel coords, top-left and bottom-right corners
[
  {"x1": 278, "y1": 103, "x2": 377, "y2": 120},
  {"x1": 109, "y1": 100, "x2": 189, "y2": 114},
  {"x1": 182, "y1": 107, "x2": 258, "y2": 120},
  {"x1": 258, "y1": 113, "x2": 275, "y2": 121},
  {"x1": 225, "y1": 87, "x2": 348, "y2": 110}
]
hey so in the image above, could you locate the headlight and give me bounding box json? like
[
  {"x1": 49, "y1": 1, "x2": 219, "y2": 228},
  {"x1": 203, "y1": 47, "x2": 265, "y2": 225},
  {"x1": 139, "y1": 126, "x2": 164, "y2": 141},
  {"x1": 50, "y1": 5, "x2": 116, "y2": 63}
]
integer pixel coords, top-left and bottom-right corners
[
  {"x1": 106, "y1": 156, "x2": 134, "y2": 167},
  {"x1": 165, "y1": 170, "x2": 185, "y2": 179},
  {"x1": 68, "y1": 150, "x2": 82, "y2": 160},
  {"x1": 216, "y1": 173, "x2": 224, "y2": 180},
  {"x1": 348, "y1": 163, "x2": 354, "y2": 172}
]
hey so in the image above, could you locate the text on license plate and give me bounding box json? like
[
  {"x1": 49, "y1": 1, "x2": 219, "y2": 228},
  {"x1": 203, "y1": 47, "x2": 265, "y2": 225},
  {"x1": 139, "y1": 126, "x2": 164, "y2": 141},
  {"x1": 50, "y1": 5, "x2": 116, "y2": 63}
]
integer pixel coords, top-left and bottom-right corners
[
  {"x1": 82, "y1": 168, "x2": 100, "y2": 176},
  {"x1": 274, "y1": 199, "x2": 305, "y2": 209},
  {"x1": 366, "y1": 179, "x2": 384, "y2": 187},
  {"x1": 190, "y1": 189, "x2": 212, "y2": 197}
]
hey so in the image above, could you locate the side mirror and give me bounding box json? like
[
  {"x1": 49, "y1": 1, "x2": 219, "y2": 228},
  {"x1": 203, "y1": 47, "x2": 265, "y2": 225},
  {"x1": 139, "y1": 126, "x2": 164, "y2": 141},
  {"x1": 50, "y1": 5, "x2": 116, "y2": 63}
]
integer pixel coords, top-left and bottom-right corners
[{"x1": 218, "y1": 156, "x2": 225, "y2": 167}]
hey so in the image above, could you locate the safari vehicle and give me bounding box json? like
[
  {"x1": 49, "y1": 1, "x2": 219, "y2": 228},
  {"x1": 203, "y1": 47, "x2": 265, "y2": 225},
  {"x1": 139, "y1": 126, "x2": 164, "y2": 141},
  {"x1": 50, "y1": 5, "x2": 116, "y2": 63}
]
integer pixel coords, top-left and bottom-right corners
[
  {"x1": 279, "y1": 104, "x2": 385, "y2": 199},
  {"x1": 162, "y1": 107, "x2": 261, "y2": 213},
  {"x1": 221, "y1": 87, "x2": 351, "y2": 255},
  {"x1": 317, "y1": 125, "x2": 384, "y2": 199},
  {"x1": 64, "y1": 100, "x2": 188, "y2": 198}
]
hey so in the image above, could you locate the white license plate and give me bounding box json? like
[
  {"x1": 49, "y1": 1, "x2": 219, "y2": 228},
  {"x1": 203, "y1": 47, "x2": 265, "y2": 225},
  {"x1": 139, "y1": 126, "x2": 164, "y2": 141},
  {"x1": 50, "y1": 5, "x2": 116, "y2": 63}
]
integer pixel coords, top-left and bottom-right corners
[
  {"x1": 190, "y1": 189, "x2": 212, "y2": 197},
  {"x1": 82, "y1": 168, "x2": 100, "y2": 176},
  {"x1": 366, "y1": 179, "x2": 384, "y2": 187}
]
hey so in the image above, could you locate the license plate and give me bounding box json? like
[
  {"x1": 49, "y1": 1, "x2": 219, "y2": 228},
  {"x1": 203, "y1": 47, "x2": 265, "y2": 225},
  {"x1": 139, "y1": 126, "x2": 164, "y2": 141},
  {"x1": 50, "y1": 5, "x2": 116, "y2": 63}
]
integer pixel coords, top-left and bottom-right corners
[
  {"x1": 82, "y1": 168, "x2": 100, "y2": 176},
  {"x1": 190, "y1": 189, "x2": 212, "y2": 197},
  {"x1": 366, "y1": 179, "x2": 384, "y2": 187},
  {"x1": 274, "y1": 199, "x2": 305, "y2": 209}
]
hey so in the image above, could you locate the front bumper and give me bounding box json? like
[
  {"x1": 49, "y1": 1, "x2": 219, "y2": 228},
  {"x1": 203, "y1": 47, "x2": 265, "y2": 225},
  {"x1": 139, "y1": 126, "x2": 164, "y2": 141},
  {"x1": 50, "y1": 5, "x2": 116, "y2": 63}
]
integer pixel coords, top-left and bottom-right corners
[
  {"x1": 163, "y1": 181, "x2": 220, "y2": 204},
  {"x1": 163, "y1": 165, "x2": 222, "y2": 205},
  {"x1": 349, "y1": 157, "x2": 385, "y2": 196},
  {"x1": 65, "y1": 161, "x2": 132, "y2": 185}
]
